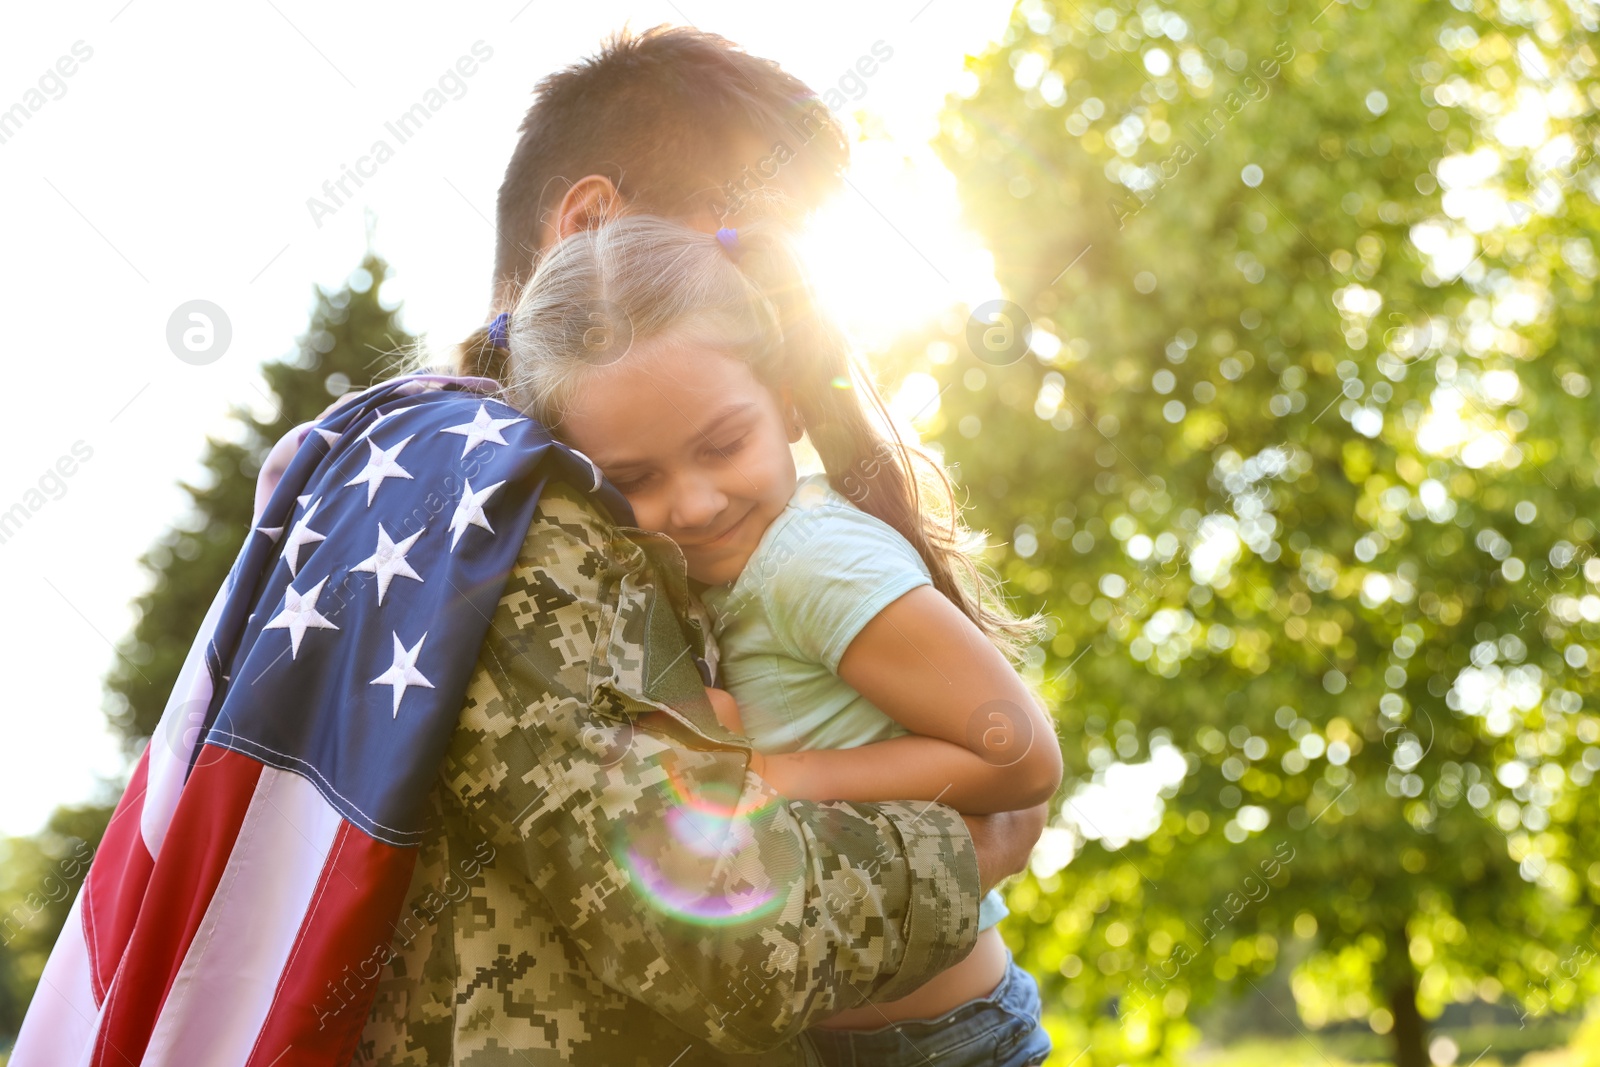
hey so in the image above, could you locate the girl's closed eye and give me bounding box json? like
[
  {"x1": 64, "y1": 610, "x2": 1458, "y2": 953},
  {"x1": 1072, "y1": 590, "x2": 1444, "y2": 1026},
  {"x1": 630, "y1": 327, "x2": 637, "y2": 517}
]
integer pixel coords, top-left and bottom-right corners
[
  {"x1": 609, "y1": 470, "x2": 655, "y2": 493},
  {"x1": 708, "y1": 435, "x2": 748, "y2": 460}
]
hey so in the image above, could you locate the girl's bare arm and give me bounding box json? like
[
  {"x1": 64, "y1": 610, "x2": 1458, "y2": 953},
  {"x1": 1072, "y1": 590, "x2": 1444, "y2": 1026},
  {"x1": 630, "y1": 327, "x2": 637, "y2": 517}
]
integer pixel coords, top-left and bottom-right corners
[{"x1": 755, "y1": 585, "x2": 1062, "y2": 813}]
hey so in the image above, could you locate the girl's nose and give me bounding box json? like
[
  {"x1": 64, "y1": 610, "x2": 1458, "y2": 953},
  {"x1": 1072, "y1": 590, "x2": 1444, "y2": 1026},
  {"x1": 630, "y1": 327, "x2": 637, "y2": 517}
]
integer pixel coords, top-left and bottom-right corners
[{"x1": 670, "y1": 474, "x2": 728, "y2": 532}]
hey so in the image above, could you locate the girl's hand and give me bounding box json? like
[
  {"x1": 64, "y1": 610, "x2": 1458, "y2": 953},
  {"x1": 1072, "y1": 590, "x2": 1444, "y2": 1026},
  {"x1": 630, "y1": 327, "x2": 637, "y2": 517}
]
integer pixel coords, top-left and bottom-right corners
[
  {"x1": 642, "y1": 689, "x2": 780, "y2": 786},
  {"x1": 698, "y1": 690, "x2": 785, "y2": 785},
  {"x1": 636, "y1": 688, "x2": 742, "y2": 736},
  {"x1": 705, "y1": 687, "x2": 744, "y2": 735},
  {"x1": 639, "y1": 710, "x2": 677, "y2": 734}
]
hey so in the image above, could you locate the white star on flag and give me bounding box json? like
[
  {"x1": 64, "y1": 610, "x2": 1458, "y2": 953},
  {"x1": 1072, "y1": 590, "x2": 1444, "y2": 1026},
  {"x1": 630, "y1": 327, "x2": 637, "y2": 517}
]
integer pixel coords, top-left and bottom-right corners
[
  {"x1": 263, "y1": 576, "x2": 340, "y2": 659},
  {"x1": 448, "y1": 478, "x2": 506, "y2": 550},
  {"x1": 282, "y1": 499, "x2": 327, "y2": 577},
  {"x1": 255, "y1": 523, "x2": 284, "y2": 544},
  {"x1": 350, "y1": 523, "x2": 425, "y2": 605},
  {"x1": 371, "y1": 631, "x2": 434, "y2": 718},
  {"x1": 356, "y1": 408, "x2": 401, "y2": 442},
  {"x1": 314, "y1": 427, "x2": 341, "y2": 447},
  {"x1": 441, "y1": 403, "x2": 523, "y2": 458},
  {"x1": 345, "y1": 435, "x2": 416, "y2": 506}
]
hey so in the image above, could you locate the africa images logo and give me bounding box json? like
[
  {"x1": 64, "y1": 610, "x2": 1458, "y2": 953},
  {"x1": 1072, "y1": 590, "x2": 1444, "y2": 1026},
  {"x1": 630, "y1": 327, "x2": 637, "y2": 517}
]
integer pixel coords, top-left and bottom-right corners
[{"x1": 305, "y1": 42, "x2": 494, "y2": 229}]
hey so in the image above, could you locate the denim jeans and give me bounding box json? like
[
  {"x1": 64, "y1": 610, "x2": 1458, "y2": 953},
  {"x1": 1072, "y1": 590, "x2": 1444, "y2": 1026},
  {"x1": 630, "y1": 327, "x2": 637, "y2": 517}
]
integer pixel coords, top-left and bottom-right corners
[{"x1": 803, "y1": 950, "x2": 1052, "y2": 1067}]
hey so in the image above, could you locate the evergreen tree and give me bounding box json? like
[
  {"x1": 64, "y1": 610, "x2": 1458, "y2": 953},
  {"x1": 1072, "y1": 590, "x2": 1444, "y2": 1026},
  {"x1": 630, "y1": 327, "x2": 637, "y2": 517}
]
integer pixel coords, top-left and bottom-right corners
[
  {"x1": 0, "y1": 803, "x2": 113, "y2": 1041},
  {"x1": 0, "y1": 252, "x2": 415, "y2": 1044}
]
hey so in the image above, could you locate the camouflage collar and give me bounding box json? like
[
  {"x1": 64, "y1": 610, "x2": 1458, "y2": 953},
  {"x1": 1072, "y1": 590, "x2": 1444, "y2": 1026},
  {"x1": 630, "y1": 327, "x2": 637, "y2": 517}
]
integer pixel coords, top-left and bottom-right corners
[{"x1": 615, "y1": 526, "x2": 720, "y2": 682}]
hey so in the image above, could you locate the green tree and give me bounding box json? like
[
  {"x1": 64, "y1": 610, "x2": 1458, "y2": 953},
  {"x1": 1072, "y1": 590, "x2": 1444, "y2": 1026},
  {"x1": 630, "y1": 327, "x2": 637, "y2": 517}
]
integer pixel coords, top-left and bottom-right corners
[
  {"x1": 0, "y1": 252, "x2": 414, "y2": 1046},
  {"x1": 0, "y1": 804, "x2": 109, "y2": 1041},
  {"x1": 919, "y1": 1, "x2": 1600, "y2": 1064},
  {"x1": 106, "y1": 253, "x2": 414, "y2": 749}
]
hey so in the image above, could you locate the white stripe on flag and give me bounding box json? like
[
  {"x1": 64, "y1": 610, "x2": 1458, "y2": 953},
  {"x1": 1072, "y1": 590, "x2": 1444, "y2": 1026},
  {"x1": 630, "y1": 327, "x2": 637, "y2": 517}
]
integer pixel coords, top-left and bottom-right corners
[
  {"x1": 142, "y1": 765, "x2": 343, "y2": 1066},
  {"x1": 142, "y1": 581, "x2": 229, "y2": 858},
  {"x1": 7, "y1": 891, "x2": 105, "y2": 1067}
]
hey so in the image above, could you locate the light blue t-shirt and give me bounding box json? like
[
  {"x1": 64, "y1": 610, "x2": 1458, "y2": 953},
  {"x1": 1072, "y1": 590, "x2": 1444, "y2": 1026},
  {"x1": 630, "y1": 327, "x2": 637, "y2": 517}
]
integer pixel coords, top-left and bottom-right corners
[{"x1": 701, "y1": 474, "x2": 1009, "y2": 931}]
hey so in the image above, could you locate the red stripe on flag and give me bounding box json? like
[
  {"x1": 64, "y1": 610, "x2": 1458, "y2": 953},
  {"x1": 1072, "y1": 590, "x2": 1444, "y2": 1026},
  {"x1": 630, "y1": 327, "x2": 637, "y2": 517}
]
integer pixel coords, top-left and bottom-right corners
[
  {"x1": 81, "y1": 747, "x2": 155, "y2": 1005},
  {"x1": 245, "y1": 821, "x2": 417, "y2": 1067},
  {"x1": 91, "y1": 748, "x2": 264, "y2": 1067}
]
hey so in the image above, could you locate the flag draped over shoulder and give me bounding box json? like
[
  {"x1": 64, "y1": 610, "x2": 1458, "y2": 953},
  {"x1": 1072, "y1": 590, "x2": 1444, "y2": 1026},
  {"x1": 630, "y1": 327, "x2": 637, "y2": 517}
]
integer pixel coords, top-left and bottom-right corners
[{"x1": 12, "y1": 374, "x2": 630, "y2": 1067}]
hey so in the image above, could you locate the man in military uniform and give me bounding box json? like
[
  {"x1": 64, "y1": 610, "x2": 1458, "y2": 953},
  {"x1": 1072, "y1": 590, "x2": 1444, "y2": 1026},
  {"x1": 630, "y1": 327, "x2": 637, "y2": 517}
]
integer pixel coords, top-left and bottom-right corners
[
  {"x1": 356, "y1": 483, "x2": 1042, "y2": 1064},
  {"x1": 356, "y1": 28, "x2": 1048, "y2": 1064}
]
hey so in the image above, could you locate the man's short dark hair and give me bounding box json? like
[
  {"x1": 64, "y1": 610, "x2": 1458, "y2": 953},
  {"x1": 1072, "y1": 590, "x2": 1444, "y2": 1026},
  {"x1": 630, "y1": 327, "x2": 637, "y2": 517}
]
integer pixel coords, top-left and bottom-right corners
[{"x1": 492, "y1": 25, "x2": 849, "y2": 305}]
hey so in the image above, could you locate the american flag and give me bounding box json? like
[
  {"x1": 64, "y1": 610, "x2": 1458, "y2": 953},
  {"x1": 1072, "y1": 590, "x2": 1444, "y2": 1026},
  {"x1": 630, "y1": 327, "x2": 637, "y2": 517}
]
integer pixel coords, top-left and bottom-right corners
[{"x1": 12, "y1": 374, "x2": 629, "y2": 1066}]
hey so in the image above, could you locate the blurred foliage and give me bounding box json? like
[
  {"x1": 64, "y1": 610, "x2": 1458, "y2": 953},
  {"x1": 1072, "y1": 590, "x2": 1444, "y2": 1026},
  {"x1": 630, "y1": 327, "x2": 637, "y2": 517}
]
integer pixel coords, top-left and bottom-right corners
[
  {"x1": 0, "y1": 254, "x2": 411, "y2": 1045},
  {"x1": 894, "y1": 0, "x2": 1600, "y2": 1063},
  {"x1": 0, "y1": 804, "x2": 109, "y2": 1040}
]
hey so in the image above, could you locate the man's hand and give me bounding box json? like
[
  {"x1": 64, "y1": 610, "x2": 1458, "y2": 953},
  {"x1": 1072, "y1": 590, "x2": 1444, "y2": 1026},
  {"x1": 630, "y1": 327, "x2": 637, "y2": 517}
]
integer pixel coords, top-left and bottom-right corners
[{"x1": 960, "y1": 802, "x2": 1049, "y2": 895}]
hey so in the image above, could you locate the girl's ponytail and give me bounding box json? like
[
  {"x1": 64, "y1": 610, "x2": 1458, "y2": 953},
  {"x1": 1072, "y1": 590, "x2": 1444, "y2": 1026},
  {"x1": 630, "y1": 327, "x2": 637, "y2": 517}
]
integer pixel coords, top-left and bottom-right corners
[
  {"x1": 731, "y1": 223, "x2": 1041, "y2": 663},
  {"x1": 495, "y1": 213, "x2": 1040, "y2": 662},
  {"x1": 453, "y1": 321, "x2": 507, "y2": 381}
]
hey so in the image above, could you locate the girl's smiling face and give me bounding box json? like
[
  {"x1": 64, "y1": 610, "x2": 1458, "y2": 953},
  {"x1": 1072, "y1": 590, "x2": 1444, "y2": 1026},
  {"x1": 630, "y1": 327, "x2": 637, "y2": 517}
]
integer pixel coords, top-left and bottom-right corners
[{"x1": 558, "y1": 338, "x2": 801, "y2": 585}]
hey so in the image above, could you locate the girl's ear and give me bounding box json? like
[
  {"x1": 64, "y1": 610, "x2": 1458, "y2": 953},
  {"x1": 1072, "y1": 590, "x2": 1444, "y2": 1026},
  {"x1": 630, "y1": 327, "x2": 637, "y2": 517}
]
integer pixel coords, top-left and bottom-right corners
[{"x1": 780, "y1": 383, "x2": 804, "y2": 443}]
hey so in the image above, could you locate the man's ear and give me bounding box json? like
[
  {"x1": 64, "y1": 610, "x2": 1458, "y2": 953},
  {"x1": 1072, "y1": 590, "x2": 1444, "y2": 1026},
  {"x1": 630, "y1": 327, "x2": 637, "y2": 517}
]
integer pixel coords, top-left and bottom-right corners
[
  {"x1": 507, "y1": 176, "x2": 622, "y2": 317},
  {"x1": 549, "y1": 175, "x2": 622, "y2": 244}
]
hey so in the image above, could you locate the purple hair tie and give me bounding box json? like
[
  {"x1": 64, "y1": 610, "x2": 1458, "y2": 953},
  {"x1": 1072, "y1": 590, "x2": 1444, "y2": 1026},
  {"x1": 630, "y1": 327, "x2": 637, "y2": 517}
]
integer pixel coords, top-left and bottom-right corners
[
  {"x1": 487, "y1": 312, "x2": 510, "y2": 348},
  {"x1": 715, "y1": 227, "x2": 743, "y2": 262}
]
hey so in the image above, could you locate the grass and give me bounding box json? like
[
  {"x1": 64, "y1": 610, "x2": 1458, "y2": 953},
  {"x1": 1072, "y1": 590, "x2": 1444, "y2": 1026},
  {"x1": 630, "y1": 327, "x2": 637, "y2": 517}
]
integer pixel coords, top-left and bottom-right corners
[
  {"x1": 1173, "y1": 1032, "x2": 1583, "y2": 1067},
  {"x1": 1182, "y1": 1037, "x2": 1377, "y2": 1066}
]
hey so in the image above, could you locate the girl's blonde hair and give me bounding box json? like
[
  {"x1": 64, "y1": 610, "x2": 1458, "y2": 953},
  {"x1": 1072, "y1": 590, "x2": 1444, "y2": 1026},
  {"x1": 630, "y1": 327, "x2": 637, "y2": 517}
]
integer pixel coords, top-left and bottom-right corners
[{"x1": 487, "y1": 214, "x2": 1039, "y2": 662}]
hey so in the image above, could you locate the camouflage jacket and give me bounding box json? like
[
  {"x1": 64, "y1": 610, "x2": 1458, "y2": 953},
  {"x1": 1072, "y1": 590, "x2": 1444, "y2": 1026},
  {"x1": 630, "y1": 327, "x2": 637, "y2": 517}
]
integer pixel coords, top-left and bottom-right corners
[{"x1": 353, "y1": 484, "x2": 982, "y2": 1066}]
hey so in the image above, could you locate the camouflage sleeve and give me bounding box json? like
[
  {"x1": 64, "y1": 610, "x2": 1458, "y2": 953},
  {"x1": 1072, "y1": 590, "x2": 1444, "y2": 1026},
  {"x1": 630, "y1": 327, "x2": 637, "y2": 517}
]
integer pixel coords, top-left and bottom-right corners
[{"x1": 447, "y1": 486, "x2": 982, "y2": 1054}]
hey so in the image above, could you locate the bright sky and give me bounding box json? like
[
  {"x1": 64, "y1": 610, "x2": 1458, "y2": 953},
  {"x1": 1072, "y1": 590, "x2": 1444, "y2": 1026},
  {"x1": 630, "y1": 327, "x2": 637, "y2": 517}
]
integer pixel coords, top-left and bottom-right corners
[{"x1": 0, "y1": 0, "x2": 1014, "y2": 836}]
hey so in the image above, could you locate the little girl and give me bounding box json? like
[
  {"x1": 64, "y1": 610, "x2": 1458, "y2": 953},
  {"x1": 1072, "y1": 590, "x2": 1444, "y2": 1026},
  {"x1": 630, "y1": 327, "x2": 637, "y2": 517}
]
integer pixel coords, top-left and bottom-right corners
[{"x1": 496, "y1": 215, "x2": 1060, "y2": 1066}]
